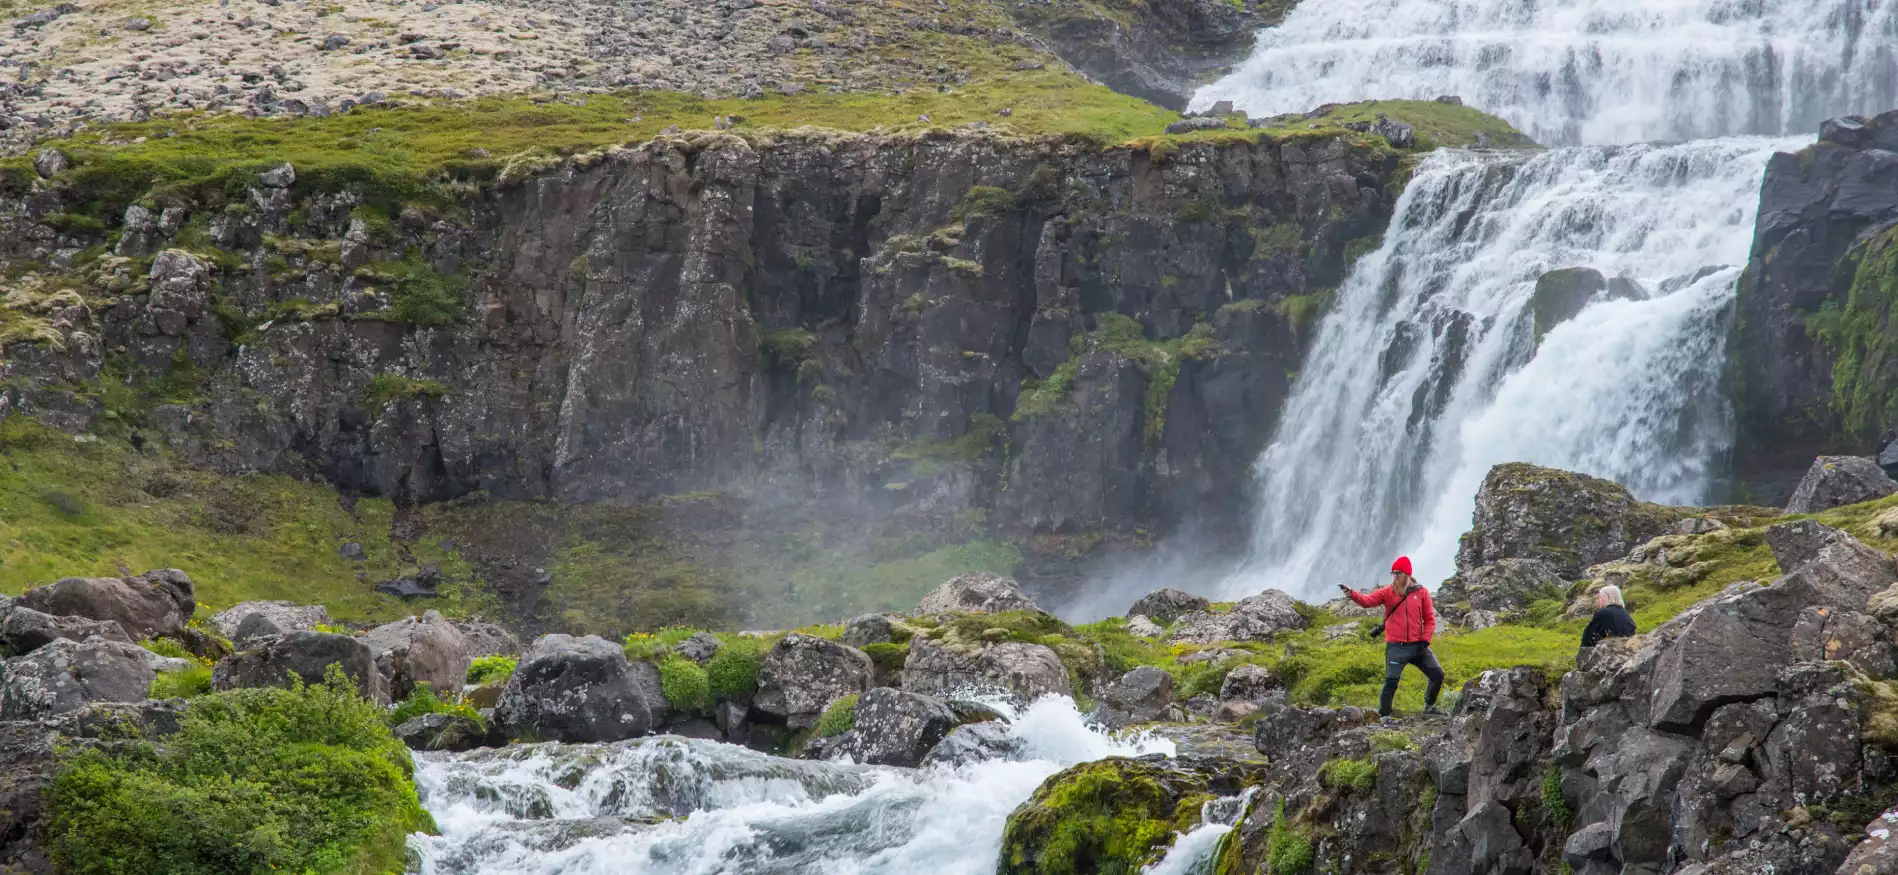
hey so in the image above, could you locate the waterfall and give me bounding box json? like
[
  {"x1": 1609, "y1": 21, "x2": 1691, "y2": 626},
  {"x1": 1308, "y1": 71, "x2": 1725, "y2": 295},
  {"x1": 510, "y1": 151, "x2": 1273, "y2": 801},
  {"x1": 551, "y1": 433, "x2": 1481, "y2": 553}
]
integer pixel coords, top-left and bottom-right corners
[
  {"x1": 408, "y1": 696, "x2": 1174, "y2": 874},
  {"x1": 1192, "y1": 0, "x2": 1898, "y2": 146}
]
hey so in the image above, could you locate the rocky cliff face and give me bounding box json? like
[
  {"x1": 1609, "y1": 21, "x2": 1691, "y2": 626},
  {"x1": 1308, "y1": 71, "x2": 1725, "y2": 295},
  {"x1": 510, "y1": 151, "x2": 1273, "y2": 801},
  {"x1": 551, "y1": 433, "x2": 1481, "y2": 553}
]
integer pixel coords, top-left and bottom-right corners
[
  {"x1": 1011, "y1": 0, "x2": 1294, "y2": 111},
  {"x1": 0, "y1": 126, "x2": 1400, "y2": 617},
  {"x1": 1733, "y1": 110, "x2": 1898, "y2": 501}
]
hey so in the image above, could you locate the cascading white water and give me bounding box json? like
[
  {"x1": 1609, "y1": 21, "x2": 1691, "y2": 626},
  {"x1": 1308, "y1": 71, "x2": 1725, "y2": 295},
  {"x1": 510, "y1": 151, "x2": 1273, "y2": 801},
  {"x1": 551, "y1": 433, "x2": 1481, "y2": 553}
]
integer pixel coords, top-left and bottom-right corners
[
  {"x1": 408, "y1": 696, "x2": 1175, "y2": 874},
  {"x1": 1227, "y1": 139, "x2": 1799, "y2": 596},
  {"x1": 1192, "y1": 0, "x2": 1898, "y2": 146},
  {"x1": 1208, "y1": 0, "x2": 1898, "y2": 598}
]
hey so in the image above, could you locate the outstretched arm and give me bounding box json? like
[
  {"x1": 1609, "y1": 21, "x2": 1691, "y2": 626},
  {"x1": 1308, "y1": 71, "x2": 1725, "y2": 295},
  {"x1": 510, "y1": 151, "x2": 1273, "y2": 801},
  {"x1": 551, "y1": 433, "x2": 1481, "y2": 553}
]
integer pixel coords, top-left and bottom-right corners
[{"x1": 1345, "y1": 586, "x2": 1384, "y2": 609}]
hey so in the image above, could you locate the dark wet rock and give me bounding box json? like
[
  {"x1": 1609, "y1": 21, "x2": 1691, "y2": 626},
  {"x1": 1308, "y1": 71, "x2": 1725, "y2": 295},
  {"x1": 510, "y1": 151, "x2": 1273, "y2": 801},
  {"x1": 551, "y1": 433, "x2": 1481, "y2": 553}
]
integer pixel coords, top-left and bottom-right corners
[
  {"x1": 213, "y1": 630, "x2": 385, "y2": 702},
  {"x1": 1784, "y1": 456, "x2": 1898, "y2": 514},
  {"x1": 394, "y1": 712, "x2": 489, "y2": 752},
  {"x1": 1532, "y1": 267, "x2": 1605, "y2": 341},
  {"x1": 1097, "y1": 666, "x2": 1173, "y2": 727},
  {"x1": 1456, "y1": 463, "x2": 1680, "y2": 578},
  {"x1": 1127, "y1": 588, "x2": 1209, "y2": 624},
  {"x1": 1253, "y1": 705, "x2": 1364, "y2": 760},
  {"x1": 362, "y1": 610, "x2": 471, "y2": 700},
  {"x1": 493, "y1": 634, "x2": 652, "y2": 743},
  {"x1": 375, "y1": 569, "x2": 441, "y2": 598},
  {"x1": 18, "y1": 569, "x2": 194, "y2": 640},
  {"x1": 917, "y1": 573, "x2": 1039, "y2": 615},
  {"x1": 1167, "y1": 589, "x2": 1306, "y2": 643},
  {"x1": 0, "y1": 638, "x2": 155, "y2": 719},
  {"x1": 0, "y1": 606, "x2": 130, "y2": 654},
  {"x1": 813, "y1": 688, "x2": 955, "y2": 767},
  {"x1": 753, "y1": 634, "x2": 873, "y2": 729},
  {"x1": 922, "y1": 720, "x2": 1021, "y2": 767}
]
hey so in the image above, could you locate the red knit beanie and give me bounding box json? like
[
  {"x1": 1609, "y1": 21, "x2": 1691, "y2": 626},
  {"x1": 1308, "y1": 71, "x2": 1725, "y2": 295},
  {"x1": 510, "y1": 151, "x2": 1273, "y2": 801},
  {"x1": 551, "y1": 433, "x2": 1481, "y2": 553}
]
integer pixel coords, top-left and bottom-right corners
[{"x1": 1391, "y1": 556, "x2": 1413, "y2": 576}]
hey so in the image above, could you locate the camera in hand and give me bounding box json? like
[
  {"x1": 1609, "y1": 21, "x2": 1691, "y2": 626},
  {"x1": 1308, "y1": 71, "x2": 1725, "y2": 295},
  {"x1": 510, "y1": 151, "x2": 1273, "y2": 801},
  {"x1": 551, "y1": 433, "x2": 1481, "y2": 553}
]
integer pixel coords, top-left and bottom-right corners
[{"x1": 1367, "y1": 622, "x2": 1386, "y2": 638}]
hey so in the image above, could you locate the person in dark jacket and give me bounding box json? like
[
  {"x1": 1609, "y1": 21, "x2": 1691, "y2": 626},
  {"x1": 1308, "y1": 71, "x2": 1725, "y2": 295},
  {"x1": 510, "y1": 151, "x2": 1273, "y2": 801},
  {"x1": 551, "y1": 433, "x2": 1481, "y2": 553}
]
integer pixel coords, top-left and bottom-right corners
[
  {"x1": 1580, "y1": 584, "x2": 1637, "y2": 649},
  {"x1": 1340, "y1": 556, "x2": 1445, "y2": 719}
]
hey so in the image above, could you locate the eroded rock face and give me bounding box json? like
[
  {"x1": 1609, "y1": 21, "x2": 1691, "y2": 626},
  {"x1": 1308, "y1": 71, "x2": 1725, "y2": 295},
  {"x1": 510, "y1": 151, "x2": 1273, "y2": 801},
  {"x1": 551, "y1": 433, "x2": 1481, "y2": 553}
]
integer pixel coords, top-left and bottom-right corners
[
  {"x1": 1127, "y1": 588, "x2": 1209, "y2": 624},
  {"x1": 213, "y1": 630, "x2": 385, "y2": 703},
  {"x1": 1456, "y1": 463, "x2": 1680, "y2": 578},
  {"x1": 0, "y1": 638, "x2": 155, "y2": 719},
  {"x1": 18, "y1": 570, "x2": 194, "y2": 640},
  {"x1": 918, "y1": 573, "x2": 1039, "y2": 615},
  {"x1": 493, "y1": 634, "x2": 652, "y2": 743},
  {"x1": 209, "y1": 601, "x2": 334, "y2": 639},
  {"x1": 814, "y1": 688, "x2": 955, "y2": 767},
  {"x1": 1426, "y1": 668, "x2": 1557, "y2": 875},
  {"x1": 901, "y1": 638, "x2": 1070, "y2": 705},
  {"x1": 1168, "y1": 589, "x2": 1307, "y2": 643},
  {"x1": 753, "y1": 634, "x2": 873, "y2": 729},
  {"x1": 1784, "y1": 456, "x2": 1898, "y2": 514},
  {"x1": 362, "y1": 610, "x2": 472, "y2": 701}
]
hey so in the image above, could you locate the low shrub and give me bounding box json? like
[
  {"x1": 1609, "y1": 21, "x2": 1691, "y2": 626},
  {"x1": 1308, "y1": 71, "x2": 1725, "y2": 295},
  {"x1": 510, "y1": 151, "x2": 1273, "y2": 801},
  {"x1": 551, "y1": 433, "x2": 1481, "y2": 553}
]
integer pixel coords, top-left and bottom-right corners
[
  {"x1": 44, "y1": 666, "x2": 434, "y2": 875},
  {"x1": 465, "y1": 655, "x2": 517, "y2": 684},
  {"x1": 658, "y1": 656, "x2": 713, "y2": 713},
  {"x1": 814, "y1": 694, "x2": 859, "y2": 738},
  {"x1": 1318, "y1": 757, "x2": 1378, "y2": 793},
  {"x1": 1266, "y1": 800, "x2": 1315, "y2": 874},
  {"x1": 705, "y1": 637, "x2": 763, "y2": 702},
  {"x1": 149, "y1": 665, "x2": 213, "y2": 699}
]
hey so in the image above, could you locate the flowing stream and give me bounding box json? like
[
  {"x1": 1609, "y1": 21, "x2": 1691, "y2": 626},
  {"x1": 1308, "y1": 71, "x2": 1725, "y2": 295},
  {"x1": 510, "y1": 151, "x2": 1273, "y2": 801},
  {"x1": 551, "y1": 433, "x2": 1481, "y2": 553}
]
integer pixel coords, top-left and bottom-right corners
[
  {"x1": 408, "y1": 697, "x2": 1175, "y2": 874},
  {"x1": 1211, "y1": 0, "x2": 1898, "y2": 597}
]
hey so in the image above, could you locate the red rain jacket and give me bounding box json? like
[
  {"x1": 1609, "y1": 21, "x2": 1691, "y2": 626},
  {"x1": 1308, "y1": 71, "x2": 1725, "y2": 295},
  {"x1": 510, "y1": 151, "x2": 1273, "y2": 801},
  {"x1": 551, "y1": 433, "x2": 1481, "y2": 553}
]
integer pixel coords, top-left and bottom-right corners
[{"x1": 1348, "y1": 584, "x2": 1437, "y2": 644}]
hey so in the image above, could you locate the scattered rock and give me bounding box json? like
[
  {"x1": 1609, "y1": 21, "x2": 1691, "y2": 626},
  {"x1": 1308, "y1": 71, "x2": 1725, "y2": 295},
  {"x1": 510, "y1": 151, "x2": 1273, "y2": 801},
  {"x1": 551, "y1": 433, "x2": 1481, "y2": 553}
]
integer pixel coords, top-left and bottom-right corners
[
  {"x1": 1097, "y1": 666, "x2": 1173, "y2": 727},
  {"x1": 1126, "y1": 615, "x2": 1164, "y2": 638},
  {"x1": 1167, "y1": 590, "x2": 1307, "y2": 643},
  {"x1": 1218, "y1": 664, "x2": 1282, "y2": 703},
  {"x1": 232, "y1": 612, "x2": 284, "y2": 646},
  {"x1": 840, "y1": 614, "x2": 895, "y2": 647},
  {"x1": 362, "y1": 610, "x2": 471, "y2": 701},
  {"x1": 0, "y1": 638, "x2": 155, "y2": 720},
  {"x1": 209, "y1": 601, "x2": 333, "y2": 639},
  {"x1": 322, "y1": 34, "x2": 351, "y2": 51},
  {"x1": 0, "y1": 607, "x2": 130, "y2": 654},
  {"x1": 32, "y1": 149, "x2": 66, "y2": 178},
  {"x1": 493, "y1": 634, "x2": 652, "y2": 743},
  {"x1": 393, "y1": 712, "x2": 489, "y2": 752},
  {"x1": 918, "y1": 573, "x2": 1039, "y2": 614},
  {"x1": 452, "y1": 619, "x2": 520, "y2": 658},
  {"x1": 673, "y1": 632, "x2": 722, "y2": 664},
  {"x1": 1127, "y1": 588, "x2": 1209, "y2": 624},
  {"x1": 923, "y1": 720, "x2": 1021, "y2": 767},
  {"x1": 1783, "y1": 456, "x2": 1898, "y2": 514},
  {"x1": 815, "y1": 688, "x2": 955, "y2": 767},
  {"x1": 753, "y1": 634, "x2": 873, "y2": 729},
  {"x1": 18, "y1": 570, "x2": 193, "y2": 641},
  {"x1": 258, "y1": 162, "x2": 297, "y2": 188},
  {"x1": 212, "y1": 630, "x2": 385, "y2": 702}
]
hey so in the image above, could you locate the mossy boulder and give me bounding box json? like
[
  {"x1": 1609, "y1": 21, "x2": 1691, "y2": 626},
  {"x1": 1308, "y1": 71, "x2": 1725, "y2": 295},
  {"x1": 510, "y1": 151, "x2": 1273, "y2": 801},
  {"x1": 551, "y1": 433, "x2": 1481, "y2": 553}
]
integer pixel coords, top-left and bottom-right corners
[
  {"x1": 999, "y1": 756, "x2": 1268, "y2": 875},
  {"x1": 1456, "y1": 463, "x2": 1684, "y2": 579}
]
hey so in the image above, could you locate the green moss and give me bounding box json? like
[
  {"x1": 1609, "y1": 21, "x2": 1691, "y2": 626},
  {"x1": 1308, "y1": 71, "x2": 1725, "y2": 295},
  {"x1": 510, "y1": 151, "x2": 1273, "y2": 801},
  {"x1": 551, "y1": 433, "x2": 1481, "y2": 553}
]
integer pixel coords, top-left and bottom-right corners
[
  {"x1": 956, "y1": 185, "x2": 1021, "y2": 220},
  {"x1": 658, "y1": 656, "x2": 713, "y2": 713},
  {"x1": 149, "y1": 665, "x2": 213, "y2": 699},
  {"x1": 863, "y1": 642, "x2": 912, "y2": 676},
  {"x1": 1248, "y1": 99, "x2": 1535, "y2": 151},
  {"x1": 465, "y1": 655, "x2": 517, "y2": 684},
  {"x1": 623, "y1": 627, "x2": 702, "y2": 661},
  {"x1": 1804, "y1": 224, "x2": 1898, "y2": 443},
  {"x1": 999, "y1": 758, "x2": 1214, "y2": 875},
  {"x1": 1541, "y1": 764, "x2": 1574, "y2": 829},
  {"x1": 892, "y1": 413, "x2": 1004, "y2": 472},
  {"x1": 387, "y1": 683, "x2": 482, "y2": 727},
  {"x1": 358, "y1": 252, "x2": 471, "y2": 326},
  {"x1": 0, "y1": 416, "x2": 493, "y2": 623},
  {"x1": 1249, "y1": 224, "x2": 1304, "y2": 261},
  {"x1": 1319, "y1": 757, "x2": 1379, "y2": 793},
  {"x1": 44, "y1": 666, "x2": 434, "y2": 875},
  {"x1": 1277, "y1": 289, "x2": 1335, "y2": 338},
  {"x1": 814, "y1": 694, "x2": 859, "y2": 738},
  {"x1": 706, "y1": 636, "x2": 764, "y2": 701},
  {"x1": 760, "y1": 328, "x2": 817, "y2": 368},
  {"x1": 1369, "y1": 730, "x2": 1416, "y2": 753},
  {"x1": 361, "y1": 373, "x2": 451, "y2": 414},
  {"x1": 1265, "y1": 800, "x2": 1315, "y2": 874}
]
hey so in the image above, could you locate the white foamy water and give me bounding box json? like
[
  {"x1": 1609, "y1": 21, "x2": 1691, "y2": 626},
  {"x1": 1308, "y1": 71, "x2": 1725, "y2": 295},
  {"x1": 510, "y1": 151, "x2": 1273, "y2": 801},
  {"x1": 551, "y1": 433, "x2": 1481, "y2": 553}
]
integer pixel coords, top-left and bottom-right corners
[
  {"x1": 1193, "y1": 0, "x2": 1898, "y2": 146},
  {"x1": 1227, "y1": 137, "x2": 1802, "y2": 597},
  {"x1": 407, "y1": 696, "x2": 1175, "y2": 874}
]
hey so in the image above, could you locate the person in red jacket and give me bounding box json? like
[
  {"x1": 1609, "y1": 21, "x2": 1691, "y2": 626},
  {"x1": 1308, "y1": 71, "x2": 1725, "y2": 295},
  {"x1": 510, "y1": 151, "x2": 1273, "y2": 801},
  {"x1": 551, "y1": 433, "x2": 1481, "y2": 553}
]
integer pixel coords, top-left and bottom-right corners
[{"x1": 1339, "y1": 556, "x2": 1445, "y2": 718}]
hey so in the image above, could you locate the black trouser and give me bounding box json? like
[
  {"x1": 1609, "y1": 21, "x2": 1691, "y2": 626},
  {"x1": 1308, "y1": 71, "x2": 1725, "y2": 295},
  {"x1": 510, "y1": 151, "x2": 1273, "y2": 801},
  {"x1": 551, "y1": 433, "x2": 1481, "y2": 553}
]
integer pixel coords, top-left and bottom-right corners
[{"x1": 1380, "y1": 641, "x2": 1444, "y2": 716}]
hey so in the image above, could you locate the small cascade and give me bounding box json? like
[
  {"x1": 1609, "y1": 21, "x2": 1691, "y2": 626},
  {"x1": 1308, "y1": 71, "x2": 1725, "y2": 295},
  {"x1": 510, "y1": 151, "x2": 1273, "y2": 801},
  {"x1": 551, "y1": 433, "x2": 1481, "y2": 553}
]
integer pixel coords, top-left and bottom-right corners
[{"x1": 1141, "y1": 788, "x2": 1260, "y2": 875}]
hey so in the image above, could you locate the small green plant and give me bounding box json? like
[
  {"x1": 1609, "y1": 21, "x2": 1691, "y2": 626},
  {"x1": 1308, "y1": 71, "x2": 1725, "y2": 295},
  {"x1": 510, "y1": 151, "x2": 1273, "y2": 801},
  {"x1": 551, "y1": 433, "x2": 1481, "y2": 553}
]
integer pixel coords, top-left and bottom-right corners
[
  {"x1": 387, "y1": 684, "x2": 481, "y2": 727},
  {"x1": 1319, "y1": 757, "x2": 1378, "y2": 793},
  {"x1": 624, "y1": 627, "x2": 703, "y2": 661},
  {"x1": 140, "y1": 638, "x2": 197, "y2": 661},
  {"x1": 658, "y1": 656, "x2": 713, "y2": 713},
  {"x1": 311, "y1": 623, "x2": 350, "y2": 635},
  {"x1": 362, "y1": 373, "x2": 451, "y2": 414},
  {"x1": 1541, "y1": 764, "x2": 1574, "y2": 828},
  {"x1": 1369, "y1": 730, "x2": 1416, "y2": 753},
  {"x1": 149, "y1": 665, "x2": 213, "y2": 699},
  {"x1": 705, "y1": 637, "x2": 763, "y2": 701},
  {"x1": 954, "y1": 185, "x2": 1020, "y2": 220},
  {"x1": 1266, "y1": 800, "x2": 1315, "y2": 874},
  {"x1": 465, "y1": 655, "x2": 517, "y2": 684},
  {"x1": 814, "y1": 694, "x2": 859, "y2": 738}
]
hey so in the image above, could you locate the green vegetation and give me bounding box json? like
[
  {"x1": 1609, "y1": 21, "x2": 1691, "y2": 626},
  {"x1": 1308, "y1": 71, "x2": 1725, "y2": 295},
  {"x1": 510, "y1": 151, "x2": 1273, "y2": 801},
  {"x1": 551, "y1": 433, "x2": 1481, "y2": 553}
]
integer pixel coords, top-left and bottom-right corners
[
  {"x1": 892, "y1": 413, "x2": 1005, "y2": 473},
  {"x1": 1541, "y1": 764, "x2": 1574, "y2": 829},
  {"x1": 357, "y1": 253, "x2": 471, "y2": 326},
  {"x1": 999, "y1": 758, "x2": 1225, "y2": 875},
  {"x1": 44, "y1": 667, "x2": 434, "y2": 875},
  {"x1": 387, "y1": 684, "x2": 482, "y2": 728},
  {"x1": 1369, "y1": 730, "x2": 1416, "y2": 753},
  {"x1": 706, "y1": 636, "x2": 764, "y2": 701},
  {"x1": 361, "y1": 373, "x2": 452, "y2": 414},
  {"x1": 1265, "y1": 800, "x2": 1315, "y2": 875},
  {"x1": 863, "y1": 642, "x2": 912, "y2": 677},
  {"x1": 657, "y1": 656, "x2": 714, "y2": 713},
  {"x1": 1013, "y1": 313, "x2": 1219, "y2": 446},
  {"x1": 1248, "y1": 100, "x2": 1536, "y2": 151},
  {"x1": 1805, "y1": 225, "x2": 1898, "y2": 443},
  {"x1": 956, "y1": 185, "x2": 1022, "y2": 220},
  {"x1": 466, "y1": 655, "x2": 518, "y2": 684},
  {"x1": 814, "y1": 694, "x2": 860, "y2": 738},
  {"x1": 1277, "y1": 290, "x2": 1335, "y2": 338},
  {"x1": 0, "y1": 416, "x2": 493, "y2": 623},
  {"x1": 150, "y1": 665, "x2": 214, "y2": 699},
  {"x1": 1318, "y1": 757, "x2": 1379, "y2": 793}
]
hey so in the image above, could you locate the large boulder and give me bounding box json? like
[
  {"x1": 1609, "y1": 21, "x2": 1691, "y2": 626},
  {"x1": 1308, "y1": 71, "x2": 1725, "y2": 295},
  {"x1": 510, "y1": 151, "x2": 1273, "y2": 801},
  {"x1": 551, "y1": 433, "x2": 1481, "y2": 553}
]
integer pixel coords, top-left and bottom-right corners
[
  {"x1": 393, "y1": 712, "x2": 489, "y2": 753},
  {"x1": 839, "y1": 614, "x2": 896, "y2": 648},
  {"x1": 209, "y1": 601, "x2": 334, "y2": 639},
  {"x1": 0, "y1": 606, "x2": 131, "y2": 654},
  {"x1": 361, "y1": 610, "x2": 471, "y2": 701},
  {"x1": 814, "y1": 688, "x2": 956, "y2": 767},
  {"x1": 1097, "y1": 666, "x2": 1173, "y2": 727},
  {"x1": 1127, "y1": 588, "x2": 1210, "y2": 624},
  {"x1": 1456, "y1": 463, "x2": 1680, "y2": 578},
  {"x1": 1438, "y1": 558, "x2": 1568, "y2": 614},
  {"x1": 1218, "y1": 663, "x2": 1284, "y2": 703},
  {"x1": 451, "y1": 619, "x2": 520, "y2": 658},
  {"x1": 212, "y1": 630, "x2": 385, "y2": 703},
  {"x1": 918, "y1": 573, "x2": 1040, "y2": 615},
  {"x1": 1765, "y1": 520, "x2": 1898, "y2": 608},
  {"x1": 18, "y1": 570, "x2": 195, "y2": 640},
  {"x1": 752, "y1": 634, "x2": 874, "y2": 730},
  {"x1": 902, "y1": 638, "x2": 1071, "y2": 704},
  {"x1": 923, "y1": 720, "x2": 1023, "y2": 767},
  {"x1": 1783, "y1": 456, "x2": 1898, "y2": 514},
  {"x1": 999, "y1": 757, "x2": 1269, "y2": 875},
  {"x1": 1167, "y1": 589, "x2": 1307, "y2": 643},
  {"x1": 0, "y1": 638, "x2": 155, "y2": 719},
  {"x1": 493, "y1": 634, "x2": 652, "y2": 743}
]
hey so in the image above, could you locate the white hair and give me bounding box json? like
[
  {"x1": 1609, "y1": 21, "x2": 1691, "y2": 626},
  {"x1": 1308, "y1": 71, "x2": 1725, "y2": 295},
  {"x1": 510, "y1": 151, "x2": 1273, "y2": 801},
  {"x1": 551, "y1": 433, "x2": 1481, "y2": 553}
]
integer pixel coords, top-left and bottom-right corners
[{"x1": 1597, "y1": 585, "x2": 1624, "y2": 607}]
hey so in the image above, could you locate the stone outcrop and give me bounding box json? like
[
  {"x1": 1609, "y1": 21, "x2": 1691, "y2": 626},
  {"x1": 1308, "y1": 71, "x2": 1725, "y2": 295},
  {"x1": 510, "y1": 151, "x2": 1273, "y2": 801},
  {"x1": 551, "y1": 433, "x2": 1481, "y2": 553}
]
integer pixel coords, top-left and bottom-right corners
[
  {"x1": 902, "y1": 637, "x2": 1071, "y2": 704},
  {"x1": 1456, "y1": 463, "x2": 1681, "y2": 578},
  {"x1": 1783, "y1": 456, "x2": 1898, "y2": 514},
  {"x1": 17, "y1": 569, "x2": 194, "y2": 641},
  {"x1": 1167, "y1": 589, "x2": 1307, "y2": 643},
  {"x1": 1127, "y1": 588, "x2": 1210, "y2": 624},
  {"x1": 212, "y1": 630, "x2": 385, "y2": 703},
  {"x1": 209, "y1": 601, "x2": 335, "y2": 639},
  {"x1": 361, "y1": 611, "x2": 472, "y2": 701},
  {"x1": 0, "y1": 606, "x2": 131, "y2": 654},
  {"x1": 753, "y1": 634, "x2": 874, "y2": 729},
  {"x1": 1438, "y1": 558, "x2": 1569, "y2": 619},
  {"x1": 492, "y1": 634, "x2": 652, "y2": 743},
  {"x1": 0, "y1": 638, "x2": 155, "y2": 719},
  {"x1": 917, "y1": 574, "x2": 1039, "y2": 615},
  {"x1": 1097, "y1": 666, "x2": 1175, "y2": 727},
  {"x1": 809, "y1": 688, "x2": 956, "y2": 768}
]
